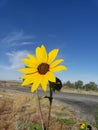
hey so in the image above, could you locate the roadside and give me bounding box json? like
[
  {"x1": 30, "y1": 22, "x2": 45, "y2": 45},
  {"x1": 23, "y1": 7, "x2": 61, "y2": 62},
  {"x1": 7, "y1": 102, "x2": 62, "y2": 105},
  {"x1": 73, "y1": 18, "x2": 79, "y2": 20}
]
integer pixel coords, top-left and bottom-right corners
[
  {"x1": 0, "y1": 89, "x2": 81, "y2": 130},
  {"x1": 62, "y1": 88, "x2": 98, "y2": 96},
  {"x1": 0, "y1": 86, "x2": 98, "y2": 129}
]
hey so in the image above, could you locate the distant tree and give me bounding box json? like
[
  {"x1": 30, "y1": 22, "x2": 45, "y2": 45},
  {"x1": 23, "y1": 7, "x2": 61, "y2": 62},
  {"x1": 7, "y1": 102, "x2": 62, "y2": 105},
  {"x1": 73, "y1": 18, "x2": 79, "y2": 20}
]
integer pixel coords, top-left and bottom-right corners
[
  {"x1": 64, "y1": 81, "x2": 75, "y2": 88},
  {"x1": 74, "y1": 80, "x2": 83, "y2": 89},
  {"x1": 63, "y1": 80, "x2": 98, "y2": 91},
  {"x1": 83, "y1": 82, "x2": 98, "y2": 91}
]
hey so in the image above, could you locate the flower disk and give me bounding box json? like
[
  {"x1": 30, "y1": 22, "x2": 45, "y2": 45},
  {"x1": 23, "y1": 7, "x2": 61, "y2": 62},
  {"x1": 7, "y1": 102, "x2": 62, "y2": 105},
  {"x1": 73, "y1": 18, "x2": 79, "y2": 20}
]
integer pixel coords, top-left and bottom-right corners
[
  {"x1": 18, "y1": 45, "x2": 67, "y2": 92},
  {"x1": 37, "y1": 63, "x2": 49, "y2": 74}
]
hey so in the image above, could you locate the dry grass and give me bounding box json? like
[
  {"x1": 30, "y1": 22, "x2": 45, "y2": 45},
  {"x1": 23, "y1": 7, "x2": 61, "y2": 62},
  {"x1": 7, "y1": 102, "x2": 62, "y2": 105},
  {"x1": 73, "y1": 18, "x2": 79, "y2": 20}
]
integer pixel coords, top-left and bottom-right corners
[
  {"x1": 0, "y1": 89, "x2": 97, "y2": 130},
  {"x1": 0, "y1": 80, "x2": 21, "y2": 87},
  {"x1": 62, "y1": 88, "x2": 98, "y2": 96}
]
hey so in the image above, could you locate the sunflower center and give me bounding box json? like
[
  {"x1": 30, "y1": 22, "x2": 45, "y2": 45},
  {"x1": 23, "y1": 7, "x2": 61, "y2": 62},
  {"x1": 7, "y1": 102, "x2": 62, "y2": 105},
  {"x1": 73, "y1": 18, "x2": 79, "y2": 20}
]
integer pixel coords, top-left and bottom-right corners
[{"x1": 37, "y1": 63, "x2": 49, "y2": 74}]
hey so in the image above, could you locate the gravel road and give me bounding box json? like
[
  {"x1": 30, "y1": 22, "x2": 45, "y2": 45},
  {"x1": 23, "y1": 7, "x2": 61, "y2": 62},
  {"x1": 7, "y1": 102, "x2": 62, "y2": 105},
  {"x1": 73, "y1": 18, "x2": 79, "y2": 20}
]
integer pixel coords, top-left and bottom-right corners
[{"x1": 0, "y1": 86, "x2": 98, "y2": 122}]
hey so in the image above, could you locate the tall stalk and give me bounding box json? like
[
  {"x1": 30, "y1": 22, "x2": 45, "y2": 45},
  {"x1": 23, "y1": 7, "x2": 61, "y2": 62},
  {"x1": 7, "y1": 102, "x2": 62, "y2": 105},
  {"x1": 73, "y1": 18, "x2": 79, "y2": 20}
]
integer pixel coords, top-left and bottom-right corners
[
  {"x1": 47, "y1": 78, "x2": 62, "y2": 130},
  {"x1": 36, "y1": 90, "x2": 46, "y2": 130},
  {"x1": 47, "y1": 82, "x2": 53, "y2": 130}
]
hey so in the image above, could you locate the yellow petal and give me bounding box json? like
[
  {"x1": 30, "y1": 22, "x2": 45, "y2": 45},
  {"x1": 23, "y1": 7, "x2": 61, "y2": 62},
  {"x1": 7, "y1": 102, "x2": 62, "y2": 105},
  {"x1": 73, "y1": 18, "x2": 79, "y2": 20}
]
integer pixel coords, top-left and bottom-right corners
[
  {"x1": 18, "y1": 68, "x2": 37, "y2": 74},
  {"x1": 36, "y1": 46, "x2": 48, "y2": 62},
  {"x1": 21, "y1": 72, "x2": 38, "y2": 80},
  {"x1": 31, "y1": 72, "x2": 43, "y2": 83},
  {"x1": 50, "y1": 65, "x2": 67, "y2": 72},
  {"x1": 36, "y1": 47, "x2": 43, "y2": 62},
  {"x1": 45, "y1": 71, "x2": 56, "y2": 82},
  {"x1": 22, "y1": 77, "x2": 33, "y2": 86},
  {"x1": 31, "y1": 81, "x2": 40, "y2": 92},
  {"x1": 21, "y1": 73, "x2": 39, "y2": 86},
  {"x1": 41, "y1": 45, "x2": 47, "y2": 62},
  {"x1": 21, "y1": 74, "x2": 31, "y2": 79},
  {"x1": 22, "y1": 58, "x2": 37, "y2": 67},
  {"x1": 30, "y1": 73, "x2": 43, "y2": 92},
  {"x1": 41, "y1": 76, "x2": 48, "y2": 91},
  {"x1": 50, "y1": 59, "x2": 64, "y2": 68},
  {"x1": 27, "y1": 53, "x2": 36, "y2": 62},
  {"x1": 47, "y1": 49, "x2": 59, "y2": 64}
]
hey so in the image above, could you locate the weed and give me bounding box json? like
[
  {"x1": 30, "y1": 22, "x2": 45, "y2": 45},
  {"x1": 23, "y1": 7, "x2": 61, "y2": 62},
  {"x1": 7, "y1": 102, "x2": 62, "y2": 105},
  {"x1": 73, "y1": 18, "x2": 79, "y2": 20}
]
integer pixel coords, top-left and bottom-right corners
[
  {"x1": 92, "y1": 106, "x2": 98, "y2": 129},
  {"x1": 29, "y1": 122, "x2": 42, "y2": 130},
  {"x1": 54, "y1": 118, "x2": 76, "y2": 126}
]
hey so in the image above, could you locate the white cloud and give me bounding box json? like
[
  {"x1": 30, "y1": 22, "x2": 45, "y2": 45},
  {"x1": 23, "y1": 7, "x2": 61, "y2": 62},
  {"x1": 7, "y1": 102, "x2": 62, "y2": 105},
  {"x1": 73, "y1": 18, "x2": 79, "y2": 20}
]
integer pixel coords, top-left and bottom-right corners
[
  {"x1": 0, "y1": 50, "x2": 31, "y2": 80},
  {"x1": 18, "y1": 41, "x2": 33, "y2": 45},
  {"x1": 0, "y1": 50, "x2": 29, "y2": 70},
  {"x1": 0, "y1": 30, "x2": 35, "y2": 80},
  {"x1": 1, "y1": 30, "x2": 34, "y2": 46}
]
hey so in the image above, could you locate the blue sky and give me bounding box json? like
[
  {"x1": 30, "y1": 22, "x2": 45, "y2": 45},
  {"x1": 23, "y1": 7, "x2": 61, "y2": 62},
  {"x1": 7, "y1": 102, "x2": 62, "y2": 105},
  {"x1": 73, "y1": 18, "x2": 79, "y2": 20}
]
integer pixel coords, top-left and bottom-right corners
[{"x1": 0, "y1": 0, "x2": 98, "y2": 84}]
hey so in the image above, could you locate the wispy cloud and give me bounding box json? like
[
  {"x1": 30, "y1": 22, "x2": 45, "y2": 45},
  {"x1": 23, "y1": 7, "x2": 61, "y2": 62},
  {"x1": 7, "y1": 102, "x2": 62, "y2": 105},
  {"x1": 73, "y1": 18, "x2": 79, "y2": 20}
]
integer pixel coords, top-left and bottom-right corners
[
  {"x1": 0, "y1": 31, "x2": 35, "y2": 80},
  {"x1": 18, "y1": 41, "x2": 33, "y2": 45},
  {"x1": 0, "y1": 50, "x2": 29, "y2": 70},
  {"x1": 1, "y1": 30, "x2": 34, "y2": 47}
]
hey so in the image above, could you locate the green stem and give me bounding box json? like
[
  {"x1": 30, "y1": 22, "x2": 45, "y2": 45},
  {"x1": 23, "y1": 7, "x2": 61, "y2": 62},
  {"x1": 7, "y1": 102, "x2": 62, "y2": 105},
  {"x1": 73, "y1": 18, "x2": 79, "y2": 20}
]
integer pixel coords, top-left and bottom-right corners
[{"x1": 47, "y1": 82, "x2": 53, "y2": 130}]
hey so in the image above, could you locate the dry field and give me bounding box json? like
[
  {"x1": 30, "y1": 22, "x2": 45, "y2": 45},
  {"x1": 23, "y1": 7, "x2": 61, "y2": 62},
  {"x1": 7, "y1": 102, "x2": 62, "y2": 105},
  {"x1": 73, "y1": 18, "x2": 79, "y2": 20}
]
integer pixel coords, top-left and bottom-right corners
[
  {"x1": 0, "y1": 89, "x2": 97, "y2": 130},
  {"x1": 0, "y1": 90, "x2": 96, "y2": 130}
]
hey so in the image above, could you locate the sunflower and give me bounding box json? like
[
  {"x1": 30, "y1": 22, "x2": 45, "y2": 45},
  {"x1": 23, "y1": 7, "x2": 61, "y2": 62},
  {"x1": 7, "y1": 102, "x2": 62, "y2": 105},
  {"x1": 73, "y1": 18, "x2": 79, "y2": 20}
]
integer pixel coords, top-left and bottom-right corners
[{"x1": 18, "y1": 45, "x2": 67, "y2": 92}]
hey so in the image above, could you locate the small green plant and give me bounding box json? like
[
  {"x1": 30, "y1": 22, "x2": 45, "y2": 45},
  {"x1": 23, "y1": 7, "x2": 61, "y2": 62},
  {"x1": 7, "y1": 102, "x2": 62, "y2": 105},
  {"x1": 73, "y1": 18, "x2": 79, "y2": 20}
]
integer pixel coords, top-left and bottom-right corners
[
  {"x1": 54, "y1": 118, "x2": 76, "y2": 126},
  {"x1": 95, "y1": 114, "x2": 98, "y2": 128},
  {"x1": 92, "y1": 107, "x2": 98, "y2": 129},
  {"x1": 29, "y1": 123, "x2": 42, "y2": 130}
]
